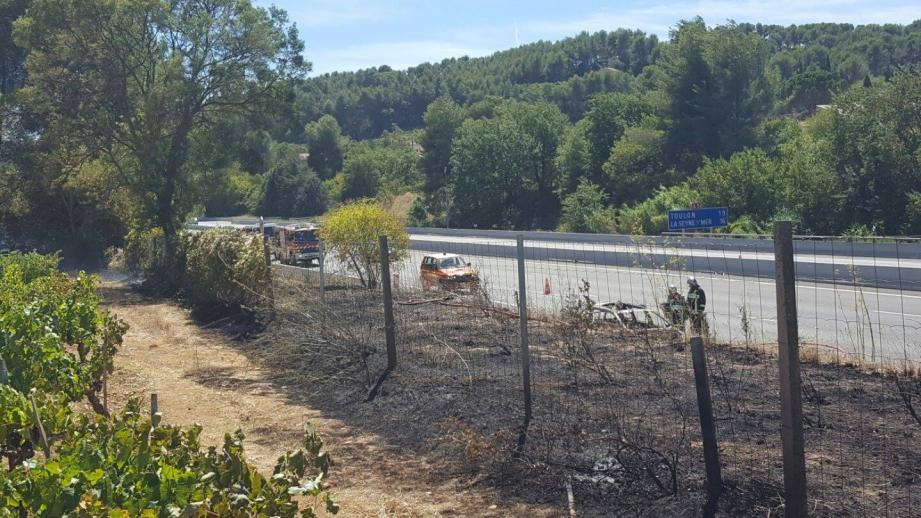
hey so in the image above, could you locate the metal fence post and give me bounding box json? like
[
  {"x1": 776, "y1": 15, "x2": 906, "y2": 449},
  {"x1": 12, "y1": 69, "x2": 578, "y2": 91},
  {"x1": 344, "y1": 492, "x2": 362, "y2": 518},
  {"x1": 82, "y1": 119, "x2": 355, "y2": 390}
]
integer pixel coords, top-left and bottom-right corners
[
  {"x1": 774, "y1": 221, "x2": 808, "y2": 517},
  {"x1": 259, "y1": 217, "x2": 270, "y2": 267},
  {"x1": 259, "y1": 217, "x2": 276, "y2": 315},
  {"x1": 516, "y1": 235, "x2": 533, "y2": 452},
  {"x1": 379, "y1": 235, "x2": 396, "y2": 371},
  {"x1": 691, "y1": 336, "x2": 722, "y2": 516},
  {"x1": 318, "y1": 240, "x2": 326, "y2": 303}
]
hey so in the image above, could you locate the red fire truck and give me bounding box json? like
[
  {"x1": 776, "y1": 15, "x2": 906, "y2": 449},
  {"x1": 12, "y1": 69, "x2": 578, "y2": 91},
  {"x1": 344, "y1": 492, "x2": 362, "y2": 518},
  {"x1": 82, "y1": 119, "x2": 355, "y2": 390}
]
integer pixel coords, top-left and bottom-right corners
[{"x1": 273, "y1": 225, "x2": 321, "y2": 266}]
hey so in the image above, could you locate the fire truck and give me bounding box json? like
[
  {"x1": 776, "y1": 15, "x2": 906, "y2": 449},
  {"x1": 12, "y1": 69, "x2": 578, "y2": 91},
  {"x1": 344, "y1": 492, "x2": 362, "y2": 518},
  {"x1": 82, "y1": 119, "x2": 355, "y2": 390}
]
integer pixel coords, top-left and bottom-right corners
[{"x1": 273, "y1": 224, "x2": 321, "y2": 266}]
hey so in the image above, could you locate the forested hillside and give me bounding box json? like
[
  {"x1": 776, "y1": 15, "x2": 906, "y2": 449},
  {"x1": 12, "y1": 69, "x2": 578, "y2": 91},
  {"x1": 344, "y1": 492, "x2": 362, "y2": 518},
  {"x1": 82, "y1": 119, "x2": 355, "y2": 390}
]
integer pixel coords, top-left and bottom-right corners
[
  {"x1": 296, "y1": 21, "x2": 921, "y2": 141},
  {"x1": 2, "y1": 7, "x2": 921, "y2": 264}
]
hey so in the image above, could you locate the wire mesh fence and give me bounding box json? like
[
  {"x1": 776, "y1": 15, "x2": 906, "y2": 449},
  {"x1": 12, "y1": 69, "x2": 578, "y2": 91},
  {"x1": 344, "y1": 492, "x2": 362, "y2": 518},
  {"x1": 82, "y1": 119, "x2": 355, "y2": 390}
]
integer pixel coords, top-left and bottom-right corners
[{"x1": 265, "y1": 230, "x2": 921, "y2": 515}]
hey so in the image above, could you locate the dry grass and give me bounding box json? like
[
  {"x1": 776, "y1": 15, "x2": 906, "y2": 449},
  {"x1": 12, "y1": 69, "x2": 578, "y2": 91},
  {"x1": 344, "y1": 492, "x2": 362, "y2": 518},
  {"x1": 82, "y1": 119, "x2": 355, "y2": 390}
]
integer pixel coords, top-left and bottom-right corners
[
  {"x1": 101, "y1": 281, "x2": 549, "y2": 517},
  {"x1": 379, "y1": 192, "x2": 419, "y2": 224},
  {"x1": 101, "y1": 271, "x2": 921, "y2": 516},
  {"x1": 253, "y1": 272, "x2": 921, "y2": 516}
]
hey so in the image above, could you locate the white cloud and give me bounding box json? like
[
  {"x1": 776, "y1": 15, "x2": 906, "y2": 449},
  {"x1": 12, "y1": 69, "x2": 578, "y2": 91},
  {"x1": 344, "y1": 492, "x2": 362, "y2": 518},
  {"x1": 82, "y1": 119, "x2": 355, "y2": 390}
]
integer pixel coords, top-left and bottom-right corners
[{"x1": 309, "y1": 40, "x2": 494, "y2": 75}]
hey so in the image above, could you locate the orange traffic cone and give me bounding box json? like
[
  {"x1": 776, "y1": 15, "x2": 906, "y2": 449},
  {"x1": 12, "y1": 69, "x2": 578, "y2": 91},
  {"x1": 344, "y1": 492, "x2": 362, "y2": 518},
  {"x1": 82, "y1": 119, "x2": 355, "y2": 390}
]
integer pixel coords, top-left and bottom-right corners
[{"x1": 544, "y1": 277, "x2": 551, "y2": 295}]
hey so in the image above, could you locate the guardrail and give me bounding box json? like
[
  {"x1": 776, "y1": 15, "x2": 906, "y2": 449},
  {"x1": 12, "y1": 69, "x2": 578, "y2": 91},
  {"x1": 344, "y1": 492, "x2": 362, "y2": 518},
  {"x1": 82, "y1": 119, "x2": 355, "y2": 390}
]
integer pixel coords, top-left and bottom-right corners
[{"x1": 408, "y1": 227, "x2": 921, "y2": 260}]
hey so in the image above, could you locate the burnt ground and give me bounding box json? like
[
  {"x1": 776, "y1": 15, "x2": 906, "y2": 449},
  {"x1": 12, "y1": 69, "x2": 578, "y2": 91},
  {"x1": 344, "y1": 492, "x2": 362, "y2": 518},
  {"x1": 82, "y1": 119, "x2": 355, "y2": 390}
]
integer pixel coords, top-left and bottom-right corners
[{"x1": 103, "y1": 271, "x2": 921, "y2": 516}]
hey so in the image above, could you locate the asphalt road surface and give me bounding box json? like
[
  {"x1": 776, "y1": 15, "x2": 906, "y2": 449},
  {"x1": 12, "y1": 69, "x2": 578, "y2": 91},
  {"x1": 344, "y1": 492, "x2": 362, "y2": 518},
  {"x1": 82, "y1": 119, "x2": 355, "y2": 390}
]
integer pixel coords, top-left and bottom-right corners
[{"x1": 388, "y1": 234, "x2": 921, "y2": 365}]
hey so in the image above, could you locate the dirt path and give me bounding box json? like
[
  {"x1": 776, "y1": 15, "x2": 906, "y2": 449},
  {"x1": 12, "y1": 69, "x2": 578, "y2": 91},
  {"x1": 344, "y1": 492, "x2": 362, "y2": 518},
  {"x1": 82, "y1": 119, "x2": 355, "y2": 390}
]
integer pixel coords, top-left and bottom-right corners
[{"x1": 101, "y1": 282, "x2": 545, "y2": 517}]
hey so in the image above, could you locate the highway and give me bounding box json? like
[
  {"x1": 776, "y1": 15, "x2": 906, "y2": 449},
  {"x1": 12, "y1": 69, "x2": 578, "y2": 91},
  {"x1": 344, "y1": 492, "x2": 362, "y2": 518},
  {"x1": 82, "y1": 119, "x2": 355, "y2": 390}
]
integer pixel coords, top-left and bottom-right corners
[{"x1": 387, "y1": 231, "x2": 921, "y2": 365}]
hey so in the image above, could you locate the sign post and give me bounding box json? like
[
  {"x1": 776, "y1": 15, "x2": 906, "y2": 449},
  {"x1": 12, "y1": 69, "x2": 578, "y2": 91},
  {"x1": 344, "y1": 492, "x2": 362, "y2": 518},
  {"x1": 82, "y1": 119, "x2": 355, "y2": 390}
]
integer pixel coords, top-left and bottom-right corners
[{"x1": 668, "y1": 207, "x2": 729, "y2": 232}]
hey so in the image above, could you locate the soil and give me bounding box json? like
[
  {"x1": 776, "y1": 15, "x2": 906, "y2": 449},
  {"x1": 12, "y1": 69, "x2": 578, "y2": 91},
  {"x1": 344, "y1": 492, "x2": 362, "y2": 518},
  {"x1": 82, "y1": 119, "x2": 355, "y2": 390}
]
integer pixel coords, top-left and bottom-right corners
[
  {"x1": 100, "y1": 271, "x2": 921, "y2": 517},
  {"x1": 100, "y1": 281, "x2": 556, "y2": 517}
]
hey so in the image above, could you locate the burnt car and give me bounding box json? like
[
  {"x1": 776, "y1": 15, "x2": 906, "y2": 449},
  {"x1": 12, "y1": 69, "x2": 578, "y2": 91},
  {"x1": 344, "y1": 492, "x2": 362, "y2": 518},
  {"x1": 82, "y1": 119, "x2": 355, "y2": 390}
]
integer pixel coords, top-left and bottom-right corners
[{"x1": 420, "y1": 253, "x2": 479, "y2": 291}]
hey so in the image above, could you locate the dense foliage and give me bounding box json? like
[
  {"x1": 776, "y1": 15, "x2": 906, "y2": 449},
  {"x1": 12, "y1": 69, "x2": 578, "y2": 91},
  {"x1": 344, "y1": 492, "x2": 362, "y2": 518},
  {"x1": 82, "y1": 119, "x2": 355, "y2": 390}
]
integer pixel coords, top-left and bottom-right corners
[
  {"x1": 1, "y1": 404, "x2": 337, "y2": 517},
  {"x1": 183, "y1": 229, "x2": 271, "y2": 316},
  {"x1": 319, "y1": 201, "x2": 409, "y2": 288},
  {"x1": 280, "y1": 18, "x2": 921, "y2": 236},
  {"x1": 0, "y1": 252, "x2": 335, "y2": 515},
  {"x1": 3, "y1": 8, "x2": 921, "y2": 268}
]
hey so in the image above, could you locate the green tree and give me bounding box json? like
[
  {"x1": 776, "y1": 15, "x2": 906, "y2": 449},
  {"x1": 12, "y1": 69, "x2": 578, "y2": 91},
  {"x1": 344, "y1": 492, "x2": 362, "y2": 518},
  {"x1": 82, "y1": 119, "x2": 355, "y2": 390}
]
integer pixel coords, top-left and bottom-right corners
[
  {"x1": 658, "y1": 19, "x2": 773, "y2": 168},
  {"x1": 339, "y1": 146, "x2": 382, "y2": 201},
  {"x1": 14, "y1": 0, "x2": 308, "y2": 272},
  {"x1": 239, "y1": 130, "x2": 274, "y2": 175},
  {"x1": 305, "y1": 114, "x2": 345, "y2": 179},
  {"x1": 690, "y1": 149, "x2": 779, "y2": 222},
  {"x1": 450, "y1": 116, "x2": 535, "y2": 229},
  {"x1": 816, "y1": 70, "x2": 921, "y2": 233},
  {"x1": 555, "y1": 119, "x2": 592, "y2": 194},
  {"x1": 0, "y1": 0, "x2": 27, "y2": 90},
  {"x1": 560, "y1": 179, "x2": 614, "y2": 233},
  {"x1": 258, "y1": 159, "x2": 328, "y2": 217},
  {"x1": 781, "y1": 68, "x2": 836, "y2": 112},
  {"x1": 449, "y1": 101, "x2": 567, "y2": 229},
  {"x1": 420, "y1": 96, "x2": 465, "y2": 193},
  {"x1": 203, "y1": 163, "x2": 261, "y2": 217},
  {"x1": 584, "y1": 92, "x2": 658, "y2": 180},
  {"x1": 602, "y1": 127, "x2": 669, "y2": 204}
]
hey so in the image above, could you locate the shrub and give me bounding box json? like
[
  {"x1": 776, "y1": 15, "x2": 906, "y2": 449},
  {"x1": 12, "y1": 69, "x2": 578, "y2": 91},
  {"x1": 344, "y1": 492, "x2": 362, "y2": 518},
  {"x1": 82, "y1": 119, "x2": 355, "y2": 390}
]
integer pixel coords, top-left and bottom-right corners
[
  {"x1": 0, "y1": 251, "x2": 60, "y2": 282},
  {"x1": 183, "y1": 228, "x2": 270, "y2": 316},
  {"x1": 0, "y1": 401, "x2": 337, "y2": 516},
  {"x1": 319, "y1": 200, "x2": 409, "y2": 288},
  {"x1": 0, "y1": 256, "x2": 127, "y2": 466},
  {"x1": 123, "y1": 227, "x2": 171, "y2": 277},
  {"x1": 560, "y1": 179, "x2": 614, "y2": 233},
  {"x1": 407, "y1": 196, "x2": 428, "y2": 226},
  {"x1": 615, "y1": 183, "x2": 699, "y2": 234}
]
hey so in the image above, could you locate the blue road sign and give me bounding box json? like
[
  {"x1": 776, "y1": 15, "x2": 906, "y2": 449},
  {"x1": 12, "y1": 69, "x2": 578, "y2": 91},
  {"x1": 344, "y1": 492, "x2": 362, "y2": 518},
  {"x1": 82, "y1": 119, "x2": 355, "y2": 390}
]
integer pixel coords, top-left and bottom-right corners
[{"x1": 668, "y1": 207, "x2": 729, "y2": 231}]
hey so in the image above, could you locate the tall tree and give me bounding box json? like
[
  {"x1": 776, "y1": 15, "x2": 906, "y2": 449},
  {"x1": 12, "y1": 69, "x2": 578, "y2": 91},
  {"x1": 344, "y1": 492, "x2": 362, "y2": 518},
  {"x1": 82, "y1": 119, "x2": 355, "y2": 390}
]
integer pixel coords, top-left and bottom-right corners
[
  {"x1": 449, "y1": 101, "x2": 567, "y2": 229},
  {"x1": 15, "y1": 0, "x2": 308, "y2": 266},
  {"x1": 819, "y1": 70, "x2": 921, "y2": 233},
  {"x1": 0, "y1": 0, "x2": 28, "y2": 95},
  {"x1": 304, "y1": 114, "x2": 344, "y2": 179},
  {"x1": 420, "y1": 96, "x2": 465, "y2": 194},
  {"x1": 584, "y1": 92, "x2": 657, "y2": 181},
  {"x1": 257, "y1": 158, "x2": 327, "y2": 217},
  {"x1": 659, "y1": 19, "x2": 772, "y2": 169},
  {"x1": 603, "y1": 126, "x2": 669, "y2": 205}
]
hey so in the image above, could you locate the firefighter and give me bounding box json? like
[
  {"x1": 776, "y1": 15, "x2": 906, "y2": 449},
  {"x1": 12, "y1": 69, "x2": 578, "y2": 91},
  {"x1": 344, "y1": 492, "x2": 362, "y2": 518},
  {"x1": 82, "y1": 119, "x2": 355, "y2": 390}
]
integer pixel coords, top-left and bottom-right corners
[
  {"x1": 667, "y1": 284, "x2": 683, "y2": 302},
  {"x1": 662, "y1": 284, "x2": 687, "y2": 326},
  {"x1": 686, "y1": 276, "x2": 707, "y2": 334}
]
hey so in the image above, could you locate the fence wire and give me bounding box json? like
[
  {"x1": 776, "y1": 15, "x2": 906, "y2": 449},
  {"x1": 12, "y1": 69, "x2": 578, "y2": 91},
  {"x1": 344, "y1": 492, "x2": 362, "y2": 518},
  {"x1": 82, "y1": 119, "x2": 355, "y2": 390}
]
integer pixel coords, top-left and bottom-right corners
[{"x1": 266, "y1": 232, "x2": 921, "y2": 515}]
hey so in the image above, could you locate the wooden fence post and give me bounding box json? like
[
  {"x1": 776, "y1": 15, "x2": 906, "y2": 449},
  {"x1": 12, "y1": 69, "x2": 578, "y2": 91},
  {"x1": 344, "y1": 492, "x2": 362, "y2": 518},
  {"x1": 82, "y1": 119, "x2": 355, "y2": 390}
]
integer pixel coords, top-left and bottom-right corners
[
  {"x1": 366, "y1": 236, "x2": 397, "y2": 402},
  {"x1": 379, "y1": 235, "x2": 396, "y2": 371},
  {"x1": 691, "y1": 336, "x2": 722, "y2": 516},
  {"x1": 150, "y1": 393, "x2": 161, "y2": 429},
  {"x1": 318, "y1": 240, "x2": 326, "y2": 303},
  {"x1": 0, "y1": 357, "x2": 8, "y2": 385},
  {"x1": 774, "y1": 221, "x2": 808, "y2": 517},
  {"x1": 515, "y1": 235, "x2": 533, "y2": 453},
  {"x1": 259, "y1": 217, "x2": 276, "y2": 315}
]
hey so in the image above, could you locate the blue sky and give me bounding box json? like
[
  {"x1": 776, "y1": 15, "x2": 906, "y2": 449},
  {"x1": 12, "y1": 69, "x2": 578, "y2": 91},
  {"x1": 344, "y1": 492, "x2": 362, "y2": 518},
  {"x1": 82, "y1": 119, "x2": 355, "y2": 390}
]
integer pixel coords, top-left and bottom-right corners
[{"x1": 257, "y1": 0, "x2": 921, "y2": 75}]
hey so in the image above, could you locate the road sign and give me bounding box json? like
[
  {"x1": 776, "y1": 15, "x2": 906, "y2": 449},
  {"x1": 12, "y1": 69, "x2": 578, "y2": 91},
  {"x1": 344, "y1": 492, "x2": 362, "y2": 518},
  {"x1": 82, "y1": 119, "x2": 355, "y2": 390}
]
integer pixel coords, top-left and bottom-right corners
[{"x1": 668, "y1": 207, "x2": 729, "y2": 231}]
